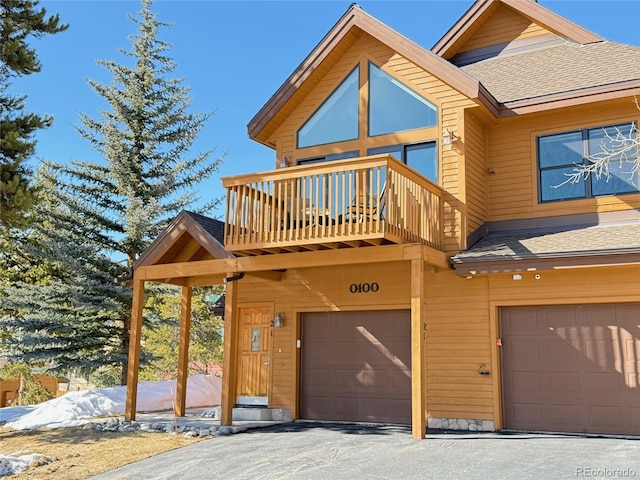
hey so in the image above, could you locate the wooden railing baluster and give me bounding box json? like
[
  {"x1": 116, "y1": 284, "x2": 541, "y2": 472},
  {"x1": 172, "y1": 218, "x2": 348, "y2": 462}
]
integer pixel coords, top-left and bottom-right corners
[{"x1": 222, "y1": 155, "x2": 443, "y2": 253}]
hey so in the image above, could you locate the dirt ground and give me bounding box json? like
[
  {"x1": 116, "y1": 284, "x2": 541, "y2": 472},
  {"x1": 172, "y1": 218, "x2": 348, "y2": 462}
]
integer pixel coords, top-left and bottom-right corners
[{"x1": 0, "y1": 426, "x2": 204, "y2": 480}]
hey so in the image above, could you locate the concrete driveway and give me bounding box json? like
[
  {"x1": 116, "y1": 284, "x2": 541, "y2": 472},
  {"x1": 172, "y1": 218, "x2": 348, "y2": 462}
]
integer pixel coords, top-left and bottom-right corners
[{"x1": 92, "y1": 422, "x2": 640, "y2": 480}]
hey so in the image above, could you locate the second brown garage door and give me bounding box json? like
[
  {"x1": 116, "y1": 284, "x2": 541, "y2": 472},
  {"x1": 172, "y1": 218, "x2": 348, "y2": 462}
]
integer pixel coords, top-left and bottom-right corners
[
  {"x1": 301, "y1": 310, "x2": 411, "y2": 425},
  {"x1": 501, "y1": 303, "x2": 640, "y2": 435}
]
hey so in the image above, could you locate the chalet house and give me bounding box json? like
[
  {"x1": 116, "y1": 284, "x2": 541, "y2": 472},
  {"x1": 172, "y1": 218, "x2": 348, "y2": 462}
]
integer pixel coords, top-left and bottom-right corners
[{"x1": 125, "y1": 0, "x2": 640, "y2": 439}]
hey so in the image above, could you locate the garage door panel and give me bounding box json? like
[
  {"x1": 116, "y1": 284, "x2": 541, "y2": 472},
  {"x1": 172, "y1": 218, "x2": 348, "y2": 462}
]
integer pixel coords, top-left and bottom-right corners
[
  {"x1": 507, "y1": 340, "x2": 540, "y2": 362},
  {"x1": 301, "y1": 310, "x2": 411, "y2": 425},
  {"x1": 631, "y1": 407, "x2": 640, "y2": 430},
  {"x1": 394, "y1": 369, "x2": 412, "y2": 389},
  {"x1": 510, "y1": 403, "x2": 542, "y2": 428},
  {"x1": 501, "y1": 303, "x2": 640, "y2": 435},
  {"x1": 589, "y1": 405, "x2": 624, "y2": 430},
  {"x1": 546, "y1": 339, "x2": 580, "y2": 363},
  {"x1": 586, "y1": 372, "x2": 623, "y2": 393},
  {"x1": 302, "y1": 368, "x2": 331, "y2": 389},
  {"x1": 333, "y1": 369, "x2": 361, "y2": 391},
  {"x1": 550, "y1": 404, "x2": 582, "y2": 429},
  {"x1": 547, "y1": 371, "x2": 580, "y2": 393},
  {"x1": 509, "y1": 370, "x2": 542, "y2": 393}
]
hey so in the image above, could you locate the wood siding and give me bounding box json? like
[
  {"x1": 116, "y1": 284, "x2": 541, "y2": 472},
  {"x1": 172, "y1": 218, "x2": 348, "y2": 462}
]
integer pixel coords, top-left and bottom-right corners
[
  {"x1": 425, "y1": 269, "x2": 493, "y2": 420},
  {"x1": 265, "y1": 32, "x2": 476, "y2": 255},
  {"x1": 459, "y1": 4, "x2": 551, "y2": 54},
  {"x1": 464, "y1": 113, "x2": 488, "y2": 243},
  {"x1": 486, "y1": 98, "x2": 640, "y2": 222}
]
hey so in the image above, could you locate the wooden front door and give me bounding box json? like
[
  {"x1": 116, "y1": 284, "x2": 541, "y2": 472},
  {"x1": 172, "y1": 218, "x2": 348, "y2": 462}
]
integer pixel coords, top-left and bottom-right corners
[{"x1": 236, "y1": 306, "x2": 271, "y2": 404}]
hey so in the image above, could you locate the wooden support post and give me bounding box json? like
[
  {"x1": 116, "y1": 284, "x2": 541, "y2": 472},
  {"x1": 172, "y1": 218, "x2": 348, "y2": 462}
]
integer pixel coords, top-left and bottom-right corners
[
  {"x1": 221, "y1": 276, "x2": 238, "y2": 425},
  {"x1": 410, "y1": 257, "x2": 427, "y2": 439},
  {"x1": 125, "y1": 279, "x2": 145, "y2": 421},
  {"x1": 175, "y1": 286, "x2": 192, "y2": 417}
]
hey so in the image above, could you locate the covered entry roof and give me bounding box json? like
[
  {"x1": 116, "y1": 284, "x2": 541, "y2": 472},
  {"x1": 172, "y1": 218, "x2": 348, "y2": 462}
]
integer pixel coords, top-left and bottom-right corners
[{"x1": 136, "y1": 210, "x2": 232, "y2": 271}]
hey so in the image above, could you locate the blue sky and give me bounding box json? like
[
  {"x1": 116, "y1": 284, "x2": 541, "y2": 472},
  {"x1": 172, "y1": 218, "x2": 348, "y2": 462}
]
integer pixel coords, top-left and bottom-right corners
[{"x1": 15, "y1": 0, "x2": 640, "y2": 219}]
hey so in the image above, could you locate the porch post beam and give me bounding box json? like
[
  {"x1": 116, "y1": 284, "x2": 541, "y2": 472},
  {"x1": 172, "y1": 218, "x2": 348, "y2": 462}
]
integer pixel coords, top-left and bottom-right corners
[
  {"x1": 125, "y1": 278, "x2": 145, "y2": 421},
  {"x1": 221, "y1": 275, "x2": 238, "y2": 425},
  {"x1": 136, "y1": 243, "x2": 449, "y2": 281},
  {"x1": 175, "y1": 286, "x2": 192, "y2": 417},
  {"x1": 410, "y1": 257, "x2": 428, "y2": 439}
]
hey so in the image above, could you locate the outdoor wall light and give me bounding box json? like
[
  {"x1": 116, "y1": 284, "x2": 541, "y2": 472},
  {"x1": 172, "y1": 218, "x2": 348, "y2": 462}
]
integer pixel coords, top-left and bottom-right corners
[
  {"x1": 279, "y1": 156, "x2": 289, "y2": 168},
  {"x1": 442, "y1": 128, "x2": 457, "y2": 145},
  {"x1": 272, "y1": 312, "x2": 285, "y2": 328}
]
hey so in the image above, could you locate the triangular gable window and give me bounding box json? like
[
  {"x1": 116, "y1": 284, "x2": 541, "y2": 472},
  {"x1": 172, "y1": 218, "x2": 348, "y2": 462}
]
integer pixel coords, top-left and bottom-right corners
[
  {"x1": 368, "y1": 62, "x2": 437, "y2": 137},
  {"x1": 297, "y1": 65, "x2": 359, "y2": 148}
]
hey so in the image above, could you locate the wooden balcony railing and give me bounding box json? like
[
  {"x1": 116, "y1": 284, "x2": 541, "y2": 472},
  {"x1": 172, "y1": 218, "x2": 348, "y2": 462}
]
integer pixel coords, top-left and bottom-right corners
[{"x1": 222, "y1": 154, "x2": 443, "y2": 255}]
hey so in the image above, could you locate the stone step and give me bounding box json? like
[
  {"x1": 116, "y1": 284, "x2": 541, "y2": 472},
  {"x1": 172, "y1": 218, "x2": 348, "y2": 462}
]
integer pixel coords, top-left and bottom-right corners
[{"x1": 232, "y1": 407, "x2": 291, "y2": 422}]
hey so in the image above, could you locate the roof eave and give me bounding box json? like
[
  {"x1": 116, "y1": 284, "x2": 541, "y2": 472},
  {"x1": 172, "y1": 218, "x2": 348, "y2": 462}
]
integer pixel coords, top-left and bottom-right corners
[
  {"x1": 496, "y1": 80, "x2": 640, "y2": 117},
  {"x1": 247, "y1": 5, "x2": 361, "y2": 145},
  {"x1": 452, "y1": 251, "x2": 640, "y2": 276}
]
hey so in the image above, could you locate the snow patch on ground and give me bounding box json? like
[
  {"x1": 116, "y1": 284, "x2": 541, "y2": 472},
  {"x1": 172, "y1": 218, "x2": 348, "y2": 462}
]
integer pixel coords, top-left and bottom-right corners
[
  {"x1": 0, "y1": 453, "x2": 51, "y2": 476},
  {"x1": 0, "y1": 375, "x2": 221, "y2": 476}
]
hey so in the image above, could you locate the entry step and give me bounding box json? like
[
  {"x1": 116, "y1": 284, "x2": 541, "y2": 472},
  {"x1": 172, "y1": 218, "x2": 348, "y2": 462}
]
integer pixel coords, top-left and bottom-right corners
[{"x1": 232, "y1": 407, "x2": 292, "y2": 422}]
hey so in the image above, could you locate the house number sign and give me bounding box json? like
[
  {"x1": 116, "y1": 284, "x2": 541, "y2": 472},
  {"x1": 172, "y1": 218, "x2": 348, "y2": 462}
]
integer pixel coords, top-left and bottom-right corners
[{"x1": 349, "y1": 282, "x2": 379, "y2": 294}]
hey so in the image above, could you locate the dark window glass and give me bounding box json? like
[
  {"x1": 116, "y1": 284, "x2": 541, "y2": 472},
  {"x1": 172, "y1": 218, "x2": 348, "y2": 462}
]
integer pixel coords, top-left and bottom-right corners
[
  {"x1": 297, "y1": 66, "x2": 359, "y2": 148},
  {"x1": 368, "y1": 62, "x2": 437, "y2": 137},
  {"x1": 297, "y1": 151, "x2": 360, "y2": 166}
]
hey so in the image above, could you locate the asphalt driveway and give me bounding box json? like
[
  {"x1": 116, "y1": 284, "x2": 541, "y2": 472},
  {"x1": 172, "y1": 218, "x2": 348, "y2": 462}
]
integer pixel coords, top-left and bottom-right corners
[{"x1": 92, "y1": 422, "x2": 640, "y2": 480}]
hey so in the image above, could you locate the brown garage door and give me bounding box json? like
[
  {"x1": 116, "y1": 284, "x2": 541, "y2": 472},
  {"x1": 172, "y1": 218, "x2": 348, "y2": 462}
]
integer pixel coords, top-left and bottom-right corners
[
  {"x1": 501, "y1": 303, "x2": 640, "y2": 435},
  {"x1": 301, "y1": 310, "x2": 411, "y2": 425}
]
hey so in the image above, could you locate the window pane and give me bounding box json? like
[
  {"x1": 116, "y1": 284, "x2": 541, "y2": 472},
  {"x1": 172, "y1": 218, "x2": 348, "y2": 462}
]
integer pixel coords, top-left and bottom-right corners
[
  {"x1": 588, "y1": 123, "x2": 639, "y2": 195},
  {"x1": 538, "y1": 131, "x2": 583, "y2": 168},
  {"x1": 406, "y1": 143, "x2": 437, "y2": 183},
  {"x1": 297, "y1": 66, "x2": 359, "y2": 148},
  {"x1": 297, "y1": 151, "x2": 360, "y2": 166},
  {"x1": 540, "y1": 168, "x2": 586, "y2": 201},
  {"x1": 591, "y1": 160, "x2": 640, "y2": 195},
  {"x1": 368, "y1": 62, "x2": 437, "y2": 137},
  {"x1": 251, "y1": 327, "x2": 261, "y2": 352},
  {"x1": 368, "y1": 145, "x2": 403, "y2": 162}
]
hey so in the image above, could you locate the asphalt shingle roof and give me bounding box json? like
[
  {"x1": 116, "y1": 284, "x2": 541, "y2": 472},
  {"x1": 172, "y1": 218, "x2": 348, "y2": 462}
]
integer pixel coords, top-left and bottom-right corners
[
  {"x1": 184, "y1": 210, "x2": 225, "y2": 246},
  {"x1": 460, "y1": 41, "x2": 640, "y2": 104},
  {"x1": 452, "y1": 222, "x2": 640, "y2": 264}
]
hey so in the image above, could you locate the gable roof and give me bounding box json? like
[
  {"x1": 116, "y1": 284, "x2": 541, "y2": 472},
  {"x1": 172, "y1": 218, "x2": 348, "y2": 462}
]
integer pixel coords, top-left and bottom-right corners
[
  {"x1": 432, "y1": 0, "x2": 602, "y2": 60},
  {"x1": 249, "y1": 1, "x2": 640, "y2": 142},
  {"x1": 135, "y1": 210, "x2": 231, "y2": 269},
  {"x1": 247, "y1": 3, "x2": 497, "y2": 147}
]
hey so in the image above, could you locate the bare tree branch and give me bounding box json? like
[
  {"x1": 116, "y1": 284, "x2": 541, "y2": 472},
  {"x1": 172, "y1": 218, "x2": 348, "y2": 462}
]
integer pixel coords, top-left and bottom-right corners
[{"x1": 554, "y1": 98, "x2": 639, "y2": 189}]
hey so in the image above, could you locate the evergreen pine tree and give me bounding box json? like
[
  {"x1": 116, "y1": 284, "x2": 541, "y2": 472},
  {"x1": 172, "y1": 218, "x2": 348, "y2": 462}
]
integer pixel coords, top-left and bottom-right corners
[
  {"x1": 1, "y1": 0, "x2": 224, "y2": 384},
  {"x1": 0, "y1": 0, "x2": 67, "y2": 229}
]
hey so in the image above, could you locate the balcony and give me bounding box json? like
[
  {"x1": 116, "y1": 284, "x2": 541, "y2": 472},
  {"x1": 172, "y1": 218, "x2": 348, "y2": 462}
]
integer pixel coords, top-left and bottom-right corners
[{"x1": 222, "y1": 154, "x2": 443, "y2": 256}]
